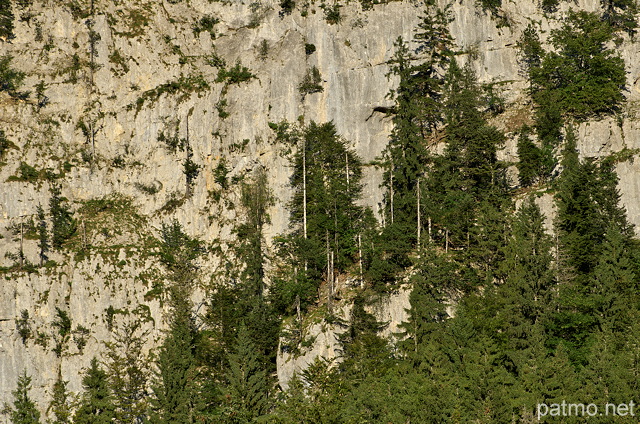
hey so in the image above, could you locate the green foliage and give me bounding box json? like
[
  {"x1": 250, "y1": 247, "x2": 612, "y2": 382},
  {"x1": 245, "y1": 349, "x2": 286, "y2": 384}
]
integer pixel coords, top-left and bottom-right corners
[
  {"x1": 541, "y1": 0, "x2": 561, "y2": 12},
  {"x1": 0, "y1": 0, "x2": 14, "y2": 40},
  {"x1": 208, "y1": 169, "x2": 280, "y2": 381},
  {"x1": 74, "y1": 358, "x2": 115, "y2": 424},
  {"x1": 279, "y1": 0, "x2": 295, "y2": 15},
  {"x1": 150, "y1": 290, "x2": 201, "y2": 424},
  {"x1": 52, "y1": 307, "x2": 71, "y2": 356},
  {"x1": 298, "y1": 66, "x2": 323, "y2": 95},
  {"x1": 0, "y1": 129, "x2": 16, "y2": 159},
  {"x1": 103, "y1": 320, "x2": 150, "y2": 424},
  {"x1": 516, "y1": 126, "x2": 553, "y2": 186},
  {"x1": 220, "y1": 324, "x2": 270, "y2": 421},
  {"x1": 15, "y1": 309, "x2": 31, "y2": 344},
  {"x1": 477, "y1": 0, "x2": 501, "y2": 14},
  {"x1": 48, "y1": 376, "x2": 72, "y2": 424},
  {"x1": 132, "y1": 74, "x2": 210, "y2": 112},
  {"x1": 321, "y1": 2, "x2": 341, "y2": 24},
  {"x1": 548, "y1": 125, "x2": 637, "y2": 365},
  {"x1": 0, "y1": 55, "x2": 27, "y2": 99},
  {"x1": 192, "y1": 14, "x2": 219, "y2": 38},
  {"x1": 8, "y1": 371, "x2": 41, "y2": 424},
  {"x1": 183, "y1": 144, "x2": 200, "y2": 194},
  {"x1": 374, "y1": 9, "x2": 455, "y2": 284},
  {"x1": 215, "y1": 98, "x2": 229, "y2": 119},
  {"x1": 49, "y1": 184, "x2": 76, "y2": 249},
  {"x1": 258, "y1": 39, "x2": 269, "y2": 61},
  {"x1": 304, "y1": 43, "x2": 316, "y2": 55},
  {"x1": 602, "y1": 0, "x2": 639, "y2": 34},
  {"x1": 273, "y1": 122, "x2": 370, "y2": 307},
  {"x1": 158, "y1": 130, "x2": 184, "y2": 153},
  {"x1": 527, "y1": 10, "x2": 626, "y2": 145},
  {"x1": 215, "y1": 61, "x2": 255, "y2": 85},
  {"x1": 35, "y1": 80, "x2": 49, "y2": 109},
  {"x1": 10, "y1": 162, "x2": 39, "y2": 182},
  {"x1": 53, "y1": 307, "x2": 71, "y2": 338},
  {"x1": 159, "y1": 220, "x2": 204, "y2": 285},
  {"x1": 214, "y1": 158, "x2": 229, "y2": 189}
]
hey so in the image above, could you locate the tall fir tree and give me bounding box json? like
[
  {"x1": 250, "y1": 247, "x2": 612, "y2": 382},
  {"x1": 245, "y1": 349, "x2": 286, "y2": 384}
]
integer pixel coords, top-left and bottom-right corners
[
  {"x1": 47, "y1": 375, "x2": 71, "y2": 424},
  {"x1": 8, "y1": 371, "x2": 41, "y2": 424},
  {"x1": 103, "y1": 320, "x2": 150, "y2": 424},
  {"x1": 74, "y1": 358, "x2": 116, "y2": 424},
  {"x1": 221, "y1": 324, "x2": 270, "y2": 422},
  {"x1": 150, "y1": 288, "x2": 200, "y2": 424}
]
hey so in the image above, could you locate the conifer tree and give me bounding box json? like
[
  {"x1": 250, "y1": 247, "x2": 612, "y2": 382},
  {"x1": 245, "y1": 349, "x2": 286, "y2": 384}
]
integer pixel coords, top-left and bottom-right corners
[
  {"x1": 602, "y1": 0, "x2": 639, "y2": 33},
  {"x1": 221, "y1": 324, "x2": 270, "y2": 422},
  {"x1": 0, "y1": 0, "x2": 14, "y2": 40},
  {"x1": 150, "y1": 288, "x2": 199, "y2": 424},
  {"x1": 422, "y1": 58, "x2": 508, "y2": 267},
  {"x1": 8, "y1": 371, "x2": 41, "y2": 424},
  {"x1": 159, "y1": 220, "x2": 204, "y2": 287},
  {"x1": 400, "y1": 246, "x2": 456, "y2": 354},
  {"x1": 47, "y1": 375, "x2": 71, "y2": 424},
  {"x1": 275, "y1": 121, "x2": 369, "y2": 302},
  {"x1": 103, "y1": 320, "x2": 150, "y2": 424},
  {"x1": 74, "y1": 358, "x2": 116, "y2": 424},
  {"x1": 493, "y1": 197, "x2": 555, "y2": 355},
  {"x1": 337, "y1": 295, "x2": 390, "y2": 380},
  {"x1": 49, "y1": 184, "x2": 76, "y2": 250}
]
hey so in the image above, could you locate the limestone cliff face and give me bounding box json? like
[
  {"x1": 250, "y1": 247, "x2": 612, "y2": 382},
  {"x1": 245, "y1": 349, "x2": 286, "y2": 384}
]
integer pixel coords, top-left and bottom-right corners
[{"x1": 1, "y1": 0, "x2": 639, "y2": 411}]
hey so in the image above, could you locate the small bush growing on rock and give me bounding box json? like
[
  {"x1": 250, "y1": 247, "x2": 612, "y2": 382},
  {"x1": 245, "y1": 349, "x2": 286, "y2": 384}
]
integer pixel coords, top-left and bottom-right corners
[
  {"x1": 0, "y1": 55, "x2": 28, "y2": 99},
  {"x1": 216, "y1": 61, "x2": 255, "y2": 85},
  {"x1": 15, "y1": 310, "x2": 31, "y2": 344},
  {"x1": 305, "y1": 43, "x2": 316, "y2": 55},
  {"x1": 280, "y1": 0, "x2": 295, "y2": 15},
  {"x1": 298, "y1": 66, "x2": 323, "y2": 95},
  {"x1": 321, "y1": 2, "x2": 342, "y2": 24}
]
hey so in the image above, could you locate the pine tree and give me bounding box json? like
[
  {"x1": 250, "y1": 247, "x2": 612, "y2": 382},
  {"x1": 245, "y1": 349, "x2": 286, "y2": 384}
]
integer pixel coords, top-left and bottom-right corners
[
  {"x1": 282, "y1": 121, "x2": 369, "y2": 300},
  {"x1": 74, "y1": 358, "x2": 116, "y2": 424},
  {"x1": 0, "y1": 0, "x2": 14, "y2": 40},
  {"x1": 103, "y1": 320, "x2": 150, "y2": 424},
  {"x1": 8, "y1": 371, "x2": 41, "y2": 424},
  {"x1": 602, "y1": 0, "x2": 639, "y2": 34},
  {"x1": 400, "y1": 246, "x2": 456, "y2": 355},
  {"x1": 150, "y1": 288, "x2": 199, "y2": 424},
  {"x1": 234, "y1": 168, "x2": 272, "y2": 298},
  {"x1": 47, "y1": 375, "x2": 71, "y2": 424},
  {"x1": 337, "y1": 295, "x2": 390, "y2": 381},
  {"x1": 530, "y1": 10, "x2": 626, "y2": 121},
  {"x1": 493, "y1": 197, "x2": 555, "y2": 354},
  {"x1": 551, "y1": 125, "x2": 635, "y2": 364},
  {"x1": 422, "y1": 58, "x2": 508, "y2": 268},
  {"x1": 221, "y1": 324, "x2": 270, "y2": 422},
  {"x1": 49, "y1": 184, "x2": 76, "y2": 250},
  {"x1": 159, "y1": 220, "x2": 204, "y2": 285}
]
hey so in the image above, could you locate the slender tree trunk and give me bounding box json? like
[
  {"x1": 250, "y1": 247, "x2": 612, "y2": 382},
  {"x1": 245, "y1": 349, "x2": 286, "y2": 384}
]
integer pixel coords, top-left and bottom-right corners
[
  {"x1": 303, "y1": 143, "x2": 308, "y2": 274},
  {"x1": 185, "y1": 116, "x2": 192, "y2": 197},
  {"x1": 358, "y1": 233, "x2": 363, "y2": 288},
  {"x1": 345, "y1": 152, "x2": 349, "y2": 190},
  {"x1": 303, "y1": 141, "x2": 307, "y2": 240},
  {"x1": 19, "y1": 218, "x2": 24, "y2": 268},
  {"x1": 417, "y1": 178, "x2": 421, "y2": 251},
  {"x1": 445, "y1": 228, "x2": 449, "y2": 253},
  {"x1": 428, "y1": 216, "x2": 432, "y2": 243},
  {"x1": 390, "y1": 165, "x2": 394, "y2": 225}
]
